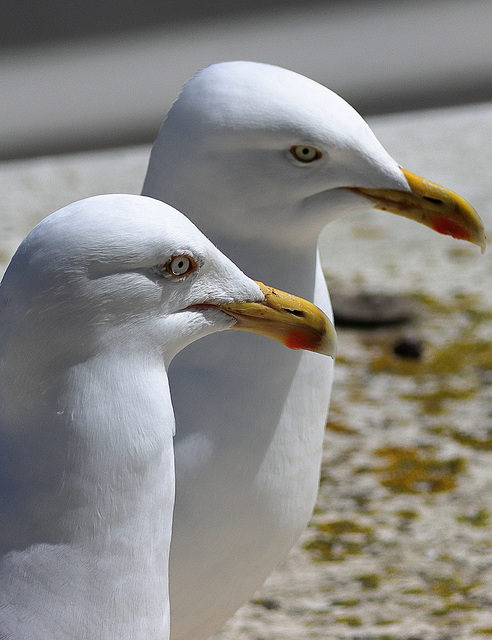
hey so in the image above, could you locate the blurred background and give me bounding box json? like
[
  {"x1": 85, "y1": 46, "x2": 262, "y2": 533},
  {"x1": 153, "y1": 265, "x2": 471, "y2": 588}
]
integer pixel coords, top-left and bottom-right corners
[{"x1": 1, "y1": 0, "x2": 491, "y2": 160}]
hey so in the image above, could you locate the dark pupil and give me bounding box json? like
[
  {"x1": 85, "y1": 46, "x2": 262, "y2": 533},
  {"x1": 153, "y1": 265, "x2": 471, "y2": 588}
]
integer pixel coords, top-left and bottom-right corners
[
  {"x1": 174, "y1": 259, "x2": 188, "y2": 273},
  {"x1": 302, "y1": 148, "x2": 310, "y2": 155}
]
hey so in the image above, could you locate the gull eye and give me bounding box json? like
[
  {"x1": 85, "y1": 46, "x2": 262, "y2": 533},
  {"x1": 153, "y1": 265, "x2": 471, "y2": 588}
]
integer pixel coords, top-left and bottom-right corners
[
  {"x1": 166, "y1": 255, "x2": 196, "y2": 277},
  {"x1": 290, "y1": 145, "x2": 322, "y2": 163},
  {"x1": 154, "y1": 254, "x2": 197, "y2": 279}
]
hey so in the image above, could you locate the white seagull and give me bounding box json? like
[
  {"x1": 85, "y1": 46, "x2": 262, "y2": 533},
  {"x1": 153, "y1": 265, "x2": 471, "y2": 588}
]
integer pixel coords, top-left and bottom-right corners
[
  {"x1": 142, "y1": 61, "x2": 485, "y2": 640},
  {"x1": 0, "y1": 194, "x2": 336, "y2": 640}
]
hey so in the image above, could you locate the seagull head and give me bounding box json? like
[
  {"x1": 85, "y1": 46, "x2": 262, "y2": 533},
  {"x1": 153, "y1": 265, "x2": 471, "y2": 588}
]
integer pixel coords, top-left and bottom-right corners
[
  {"x1": 0, "y1": 194, "x2": 336, "y2": 372},
  {"x1": 143, "y1": 61, "x2": 484, "y2": 252}
]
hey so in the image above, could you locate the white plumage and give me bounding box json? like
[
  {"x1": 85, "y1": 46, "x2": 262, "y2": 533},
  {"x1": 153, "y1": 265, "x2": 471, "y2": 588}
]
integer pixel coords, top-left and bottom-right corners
[
  {"x1": 142, "y1": 61, "x2": 484, "y2": 640},
  {"x1": 0, "y1": 193, "x2": 335, "y2": 639}
]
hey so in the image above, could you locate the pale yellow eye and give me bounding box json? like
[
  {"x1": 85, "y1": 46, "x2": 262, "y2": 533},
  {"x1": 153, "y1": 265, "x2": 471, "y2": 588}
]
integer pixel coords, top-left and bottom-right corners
[
  {"x1": 290, "y1": 145, "x2": 322, "y2": 163},
  {"x1": 165, "y1": 255, "x2": 196, "y2": 278}
]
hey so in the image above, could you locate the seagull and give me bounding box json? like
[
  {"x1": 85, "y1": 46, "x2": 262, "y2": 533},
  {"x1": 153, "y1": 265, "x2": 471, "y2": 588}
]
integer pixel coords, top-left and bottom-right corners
[
  {"x1": 0, "y1": 193, "x2": 336, "y2": 640},
  {"x1": 142, "y1": 61, "x2": 486, "y2": 640}
]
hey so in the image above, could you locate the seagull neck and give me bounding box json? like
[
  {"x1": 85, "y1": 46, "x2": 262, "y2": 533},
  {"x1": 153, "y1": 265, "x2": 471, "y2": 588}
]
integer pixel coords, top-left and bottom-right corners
[
  {"x1": 57, "y1": 353, "x2": 175, "y2": 542},
  {"x1": 0, "y1": 351, "x2": 174, "y2": 637},
  {"x1": 1, "y1": 348, "x2": 175, "y2": 563},
  {"x1": 210, "y1": 234, "x2": 317, "y2": 301}
]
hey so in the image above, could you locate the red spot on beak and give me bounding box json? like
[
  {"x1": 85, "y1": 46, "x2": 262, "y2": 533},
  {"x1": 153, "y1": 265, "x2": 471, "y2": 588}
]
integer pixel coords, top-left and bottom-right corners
[
  {"x1": 285, "y1": 330, "x2": 316, "y2": 351},
  {"x1": 432, "y1": 216, "x2": 471, "y2": 242}
]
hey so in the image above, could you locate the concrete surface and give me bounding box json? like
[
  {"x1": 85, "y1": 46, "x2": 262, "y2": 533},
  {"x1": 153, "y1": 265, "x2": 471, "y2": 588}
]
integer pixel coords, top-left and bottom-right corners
[{"x1": 1, "y1": 102, "x2": 492, "y2": 638}]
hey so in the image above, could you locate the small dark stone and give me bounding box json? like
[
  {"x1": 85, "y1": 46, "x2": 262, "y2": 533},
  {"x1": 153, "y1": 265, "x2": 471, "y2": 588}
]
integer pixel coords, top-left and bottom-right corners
[
  {"x1": 393, "y1": 336, "x2": 424, "y2": 360},
  {"x1": 251, "y1": 597, "x2": 281, "y2": 610},
  {"x1": 331, "y1": 292, "x2": 417, "y2": 328}
]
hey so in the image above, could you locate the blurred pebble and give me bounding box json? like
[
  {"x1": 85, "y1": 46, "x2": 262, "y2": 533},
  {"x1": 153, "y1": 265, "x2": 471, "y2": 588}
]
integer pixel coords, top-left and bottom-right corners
[
  {"x1": 393, "y1": 336, "x2": 424, "y2": 359},
  {"x1": 331, "y1": 292, "x2": 418, "y2": 327},
  {"x1": 251, "y1": 598, "x2": 281, "y2": 611}
]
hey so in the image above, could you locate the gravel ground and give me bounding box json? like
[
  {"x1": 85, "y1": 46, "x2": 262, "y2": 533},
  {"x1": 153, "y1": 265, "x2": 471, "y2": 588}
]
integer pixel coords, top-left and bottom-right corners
[{"x1": 1, "y1": 102, "x2": 491, "y2": 638}]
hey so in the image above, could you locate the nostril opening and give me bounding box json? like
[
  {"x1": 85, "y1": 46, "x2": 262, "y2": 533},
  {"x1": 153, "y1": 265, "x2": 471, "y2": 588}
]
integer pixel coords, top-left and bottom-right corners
[
  {"x1": 285, "y1": 308, "x2": 305, "y2": 317},
  {"x1": 423, "y1": 196, "x2": 443, "y2": 204}
]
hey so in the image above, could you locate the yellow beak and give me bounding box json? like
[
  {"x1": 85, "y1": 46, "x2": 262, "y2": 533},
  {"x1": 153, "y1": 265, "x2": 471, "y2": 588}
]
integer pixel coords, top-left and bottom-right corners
[
  {"x1": 218, "y1": 281, "x2": 337, "y2": 358},
  {"x1": 346, "y1": 167, "x2": 486, "y2": 253}
]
